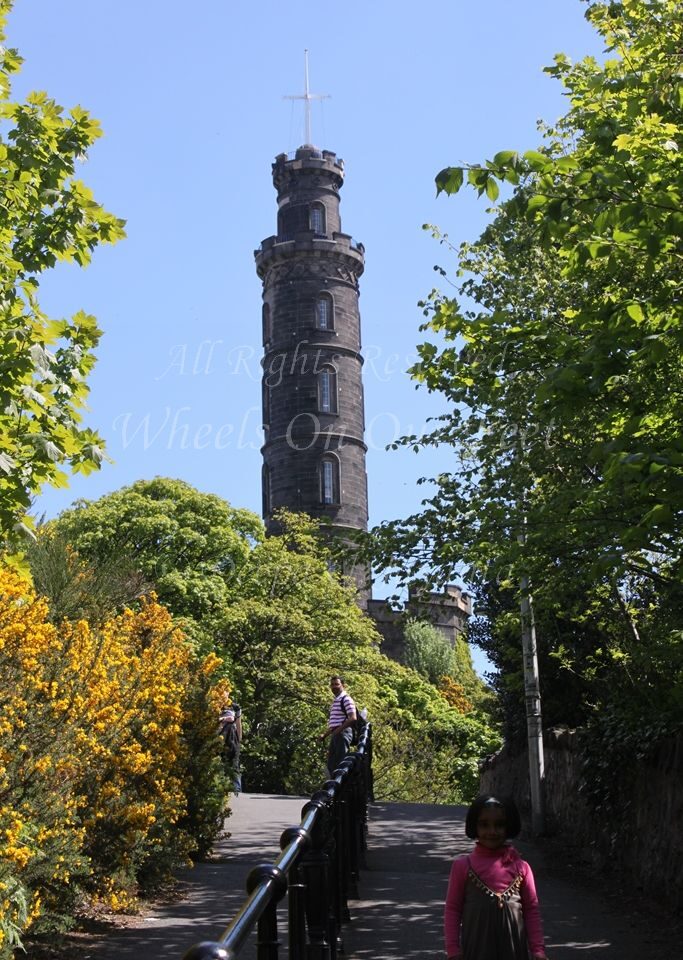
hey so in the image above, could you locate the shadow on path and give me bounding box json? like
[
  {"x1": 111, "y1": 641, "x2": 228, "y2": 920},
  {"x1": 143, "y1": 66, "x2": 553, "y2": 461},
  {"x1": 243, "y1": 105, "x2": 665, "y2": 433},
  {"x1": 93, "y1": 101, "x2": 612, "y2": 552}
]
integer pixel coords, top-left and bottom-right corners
[{"x1": 37, "y1": 794, "x2": 676, "y2": 960}]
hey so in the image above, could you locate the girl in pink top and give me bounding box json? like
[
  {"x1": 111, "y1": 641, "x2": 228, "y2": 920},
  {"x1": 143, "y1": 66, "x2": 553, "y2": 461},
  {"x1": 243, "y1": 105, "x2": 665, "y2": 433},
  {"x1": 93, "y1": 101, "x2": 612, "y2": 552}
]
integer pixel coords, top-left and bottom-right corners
[{"x1": 444, "y1": 795, "x2": 548, "y2": 960}]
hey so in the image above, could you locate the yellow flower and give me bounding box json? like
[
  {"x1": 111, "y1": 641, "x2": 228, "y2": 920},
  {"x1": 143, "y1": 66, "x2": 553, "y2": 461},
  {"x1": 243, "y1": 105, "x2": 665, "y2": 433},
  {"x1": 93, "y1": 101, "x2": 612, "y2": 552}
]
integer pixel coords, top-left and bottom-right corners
[{"x1": 0, "y1": 566, "x2": 230, "y2": 935}]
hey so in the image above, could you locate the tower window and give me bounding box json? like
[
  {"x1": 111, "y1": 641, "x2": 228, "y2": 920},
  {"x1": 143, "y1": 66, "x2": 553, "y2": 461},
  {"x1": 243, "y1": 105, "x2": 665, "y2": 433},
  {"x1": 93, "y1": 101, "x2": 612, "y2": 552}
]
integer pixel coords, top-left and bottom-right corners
[
  {"x1": 318, "y1": 366, "x2": 338, "y2": 414},
  {"x1": 309, "y1": 203, "x2": 326, "y2": 234},
  {"x1": 320, "y1": 455, "x2": 340, "y2": 505},
  {"x1": 262, "y1": 303, "x2": 271, "y2": 344},
  {"x1": 315, "y1": 293, "x2": 334, "y2": 330},
  {"x1": 262, "y1": 382, "x2": 270, "y2": 425},
  {"x1": 262, "y1": 464, "x2": 271, "y2": 516}
]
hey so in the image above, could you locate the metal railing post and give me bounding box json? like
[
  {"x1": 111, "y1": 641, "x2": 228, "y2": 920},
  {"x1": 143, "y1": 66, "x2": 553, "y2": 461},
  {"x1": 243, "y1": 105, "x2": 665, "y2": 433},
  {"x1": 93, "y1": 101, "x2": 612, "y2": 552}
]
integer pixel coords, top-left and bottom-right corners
[
  {"x1": 328, "y1": 788, "x2": 345, "y2": 951},
  {"x1": 343, "y1": 770, "x2": 360, "y2": 898},
  {"x1": 287, "y1": 860, "x2": 307, "y2": 960},
  {"x1": 246, "y1": 865, "x2": 287, "y2": 960},
  {"x1": 299, "y1": 795, "x2": 333, "y2": 960},
  {"x1": 300, "y1": 847, "x2": 332, "y2": 960},
  {"x1": 352, "y1": 751, "x2": 368, "y2": 869},
  {"x1": 280, "y1": 827, "x2": 308, "y2": 960},
  {"x1": 256, "y1": 901, "x2": 279, "y2": 960}
]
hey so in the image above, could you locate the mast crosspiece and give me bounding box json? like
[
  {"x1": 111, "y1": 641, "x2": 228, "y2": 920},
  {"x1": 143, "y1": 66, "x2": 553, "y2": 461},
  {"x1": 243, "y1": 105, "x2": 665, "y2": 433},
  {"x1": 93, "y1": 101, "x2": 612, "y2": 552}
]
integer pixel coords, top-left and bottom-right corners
[{"x1": 284, "y1": 49, "x2": 330, "y2": 147}]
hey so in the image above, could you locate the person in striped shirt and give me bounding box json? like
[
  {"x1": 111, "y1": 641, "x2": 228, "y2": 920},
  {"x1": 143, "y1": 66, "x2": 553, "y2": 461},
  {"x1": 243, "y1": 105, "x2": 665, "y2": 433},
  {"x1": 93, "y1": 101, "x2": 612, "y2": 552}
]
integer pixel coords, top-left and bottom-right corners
[{"x1": 320, "y1": 674, "x2": 357, "y2": 776}]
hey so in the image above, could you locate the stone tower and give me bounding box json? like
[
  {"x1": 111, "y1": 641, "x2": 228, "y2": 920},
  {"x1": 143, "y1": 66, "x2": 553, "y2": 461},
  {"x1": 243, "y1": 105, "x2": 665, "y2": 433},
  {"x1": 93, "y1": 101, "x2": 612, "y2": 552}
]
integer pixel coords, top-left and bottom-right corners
[{"x1": 255, "y1": 145, "x2": 369, "y2": 589}]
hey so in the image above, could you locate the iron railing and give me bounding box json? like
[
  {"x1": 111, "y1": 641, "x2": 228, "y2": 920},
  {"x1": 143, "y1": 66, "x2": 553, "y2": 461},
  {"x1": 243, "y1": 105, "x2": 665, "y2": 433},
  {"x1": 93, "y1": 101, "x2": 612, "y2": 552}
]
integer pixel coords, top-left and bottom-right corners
[{"x1": 182, "y1": 724, "x2": 372, "y2": 960}]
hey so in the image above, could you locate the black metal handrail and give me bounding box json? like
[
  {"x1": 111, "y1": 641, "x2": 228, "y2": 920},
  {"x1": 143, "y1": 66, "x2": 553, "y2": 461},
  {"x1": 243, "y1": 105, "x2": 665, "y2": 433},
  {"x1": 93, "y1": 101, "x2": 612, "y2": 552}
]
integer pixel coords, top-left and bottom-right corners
[{"x1": 182, "y1": 724, "x2": 372, "y2": 960}]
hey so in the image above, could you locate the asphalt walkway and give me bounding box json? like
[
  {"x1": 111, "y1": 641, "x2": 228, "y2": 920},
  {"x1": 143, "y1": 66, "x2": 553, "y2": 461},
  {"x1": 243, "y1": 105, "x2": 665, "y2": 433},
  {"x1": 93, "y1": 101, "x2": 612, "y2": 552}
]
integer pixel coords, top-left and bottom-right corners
[{"x1": 79, "y1": 794, "x2": 673, "y2": 960}]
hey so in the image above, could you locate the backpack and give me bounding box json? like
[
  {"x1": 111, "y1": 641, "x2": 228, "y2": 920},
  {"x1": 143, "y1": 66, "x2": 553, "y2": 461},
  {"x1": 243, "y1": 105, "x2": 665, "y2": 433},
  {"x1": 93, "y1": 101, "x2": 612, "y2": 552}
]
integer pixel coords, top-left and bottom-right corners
[
  {"x1": 341, "y1": 696, "x2": 367, "y2": 747},
  {"x1": 219, "y1": 710, "x2": 240, "y2": 761}
]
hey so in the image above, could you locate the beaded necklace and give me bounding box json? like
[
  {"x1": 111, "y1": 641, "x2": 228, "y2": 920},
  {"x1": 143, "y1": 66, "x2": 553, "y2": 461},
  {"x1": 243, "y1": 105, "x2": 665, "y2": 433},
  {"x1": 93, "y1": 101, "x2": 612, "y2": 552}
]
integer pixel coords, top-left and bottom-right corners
[{"x1": 466, "y1": 857, "x2": 523, "y2": 910}]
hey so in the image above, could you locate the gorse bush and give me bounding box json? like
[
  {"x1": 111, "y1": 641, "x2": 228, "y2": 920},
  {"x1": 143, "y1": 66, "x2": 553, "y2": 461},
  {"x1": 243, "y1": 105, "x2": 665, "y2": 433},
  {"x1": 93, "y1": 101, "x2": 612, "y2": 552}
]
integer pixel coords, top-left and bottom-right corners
[{"x1": 0, "y1": 568, "x2": 229, "y2": 952}]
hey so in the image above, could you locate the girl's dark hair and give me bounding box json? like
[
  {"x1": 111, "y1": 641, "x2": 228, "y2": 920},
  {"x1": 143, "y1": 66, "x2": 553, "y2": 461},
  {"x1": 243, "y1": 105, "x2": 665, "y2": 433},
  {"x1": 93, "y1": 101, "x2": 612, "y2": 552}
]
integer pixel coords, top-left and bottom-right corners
[{"x1": 465, "y1": 795, "x2": 522, "y2": 839}]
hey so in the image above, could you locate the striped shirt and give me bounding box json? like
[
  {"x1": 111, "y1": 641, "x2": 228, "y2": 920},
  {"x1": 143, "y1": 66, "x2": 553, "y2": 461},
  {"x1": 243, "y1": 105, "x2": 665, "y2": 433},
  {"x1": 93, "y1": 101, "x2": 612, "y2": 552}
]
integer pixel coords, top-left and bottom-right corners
[{"x1": 328, "y1": 691, "x2": 356, "y2": 730}]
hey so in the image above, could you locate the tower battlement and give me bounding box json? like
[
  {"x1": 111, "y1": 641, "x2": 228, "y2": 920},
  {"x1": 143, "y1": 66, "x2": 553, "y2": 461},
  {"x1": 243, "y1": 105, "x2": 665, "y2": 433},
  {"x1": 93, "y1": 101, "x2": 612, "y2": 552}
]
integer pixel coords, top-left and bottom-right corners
[
  {"x1": 273, "y1": 146, "x2": 344, "y2": 177},
  {"x1": 254, "y1": 232, "x2": 364, "y2": 280}
]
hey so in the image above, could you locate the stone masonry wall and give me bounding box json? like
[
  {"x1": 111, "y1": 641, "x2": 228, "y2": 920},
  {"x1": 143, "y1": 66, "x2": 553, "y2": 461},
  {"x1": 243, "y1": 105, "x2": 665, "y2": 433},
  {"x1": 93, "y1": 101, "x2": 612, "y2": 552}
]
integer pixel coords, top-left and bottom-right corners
[{"x1": 480, "y1": 728, "x2": 683, "y2": 910}]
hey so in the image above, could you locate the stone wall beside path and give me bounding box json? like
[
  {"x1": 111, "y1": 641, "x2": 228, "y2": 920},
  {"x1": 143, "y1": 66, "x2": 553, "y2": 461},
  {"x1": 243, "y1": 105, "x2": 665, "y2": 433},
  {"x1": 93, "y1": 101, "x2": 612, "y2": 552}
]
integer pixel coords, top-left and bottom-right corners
[{"x1": 479, "y1": 728, "x2": 683, "y2": 912}]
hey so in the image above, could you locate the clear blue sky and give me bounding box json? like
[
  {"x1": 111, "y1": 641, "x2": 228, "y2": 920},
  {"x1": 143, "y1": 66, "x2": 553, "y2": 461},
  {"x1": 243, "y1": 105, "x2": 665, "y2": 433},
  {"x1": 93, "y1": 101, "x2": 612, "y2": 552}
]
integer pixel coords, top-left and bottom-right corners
[{"x1": 8, "y1": 1, "x2": 602, "y2": 669}]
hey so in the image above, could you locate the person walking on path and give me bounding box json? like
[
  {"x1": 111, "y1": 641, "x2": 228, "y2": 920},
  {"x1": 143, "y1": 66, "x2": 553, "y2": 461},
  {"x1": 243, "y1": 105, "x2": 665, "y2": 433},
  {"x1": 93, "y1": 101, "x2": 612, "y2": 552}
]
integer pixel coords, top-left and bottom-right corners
[
  {"x1": 218, "y1": 701, "x2": 243, "y2": 793},
  {"x1": 445, "y1": 795, "x2": 549, "y2": 960},
  {"x1": 319, "y1": 674, "x2": 357, "y2": 777}
]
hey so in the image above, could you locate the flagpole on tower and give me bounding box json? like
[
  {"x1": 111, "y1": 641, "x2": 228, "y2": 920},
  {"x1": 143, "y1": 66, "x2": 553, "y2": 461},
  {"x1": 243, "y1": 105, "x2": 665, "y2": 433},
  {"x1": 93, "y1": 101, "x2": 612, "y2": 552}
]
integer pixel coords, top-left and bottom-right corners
[{"x1": 284, "y1": 49, "x2": 330, "y2": 147}]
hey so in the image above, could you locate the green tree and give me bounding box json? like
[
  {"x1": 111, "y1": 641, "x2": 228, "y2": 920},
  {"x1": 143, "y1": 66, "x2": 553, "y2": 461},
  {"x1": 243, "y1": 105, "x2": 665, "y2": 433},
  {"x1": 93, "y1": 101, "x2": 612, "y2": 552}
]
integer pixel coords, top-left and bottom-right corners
[
  {"x1": 216, "y1": 512, "x2": 501, "y2": 799},
  {"x1": 225, "y1": 620, "x2": 500, "y2": 803},
  {"x1": 0, "y1": 1, "x2": 125, "y2": 549},
  {"x1": 48, "y1": 477, "x2": 264, "y2": 636},
  {"x1": 435, "y1": 0, "x2": 681, "y2": 593},
  {"x1": 401, "y1": 618, "x2": 496, "y2": 717},
  {"x1": 214, "y1": 510, "x2": 382, "y2": 791},
  {"x1": 403, "y1": 618, "x2": 453, "y2": 684},
  {"x1": 366, "y1": 0, "x2": 683, "y2": 738},
  {"x1": 324, "y1": 645, "x2": 500, "y2": 803},
  {"x1": 448, "y1": 632, "x2": 498, "y2": 716}
]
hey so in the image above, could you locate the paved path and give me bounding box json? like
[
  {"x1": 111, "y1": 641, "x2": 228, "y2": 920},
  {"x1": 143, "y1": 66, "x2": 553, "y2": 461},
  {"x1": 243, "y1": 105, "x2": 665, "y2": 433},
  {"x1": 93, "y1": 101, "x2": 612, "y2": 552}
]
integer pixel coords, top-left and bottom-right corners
[
  {"x1": 85, "y1": 794, "x2": 305, "y2": 960},
  {"x1": 75, "y1": 794, "x2": 674, "y2": 960}
]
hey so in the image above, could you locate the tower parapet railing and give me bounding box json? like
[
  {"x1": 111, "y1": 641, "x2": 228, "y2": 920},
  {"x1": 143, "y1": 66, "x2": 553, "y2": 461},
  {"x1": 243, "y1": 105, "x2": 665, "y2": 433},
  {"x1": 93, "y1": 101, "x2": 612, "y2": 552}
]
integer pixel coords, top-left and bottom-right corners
[
  {"x1": 181, "y1": 724, "x2": 373, "y2": 960},
  {"x1": 256, "y1": 233, "x2": 365, "y2": 256},
  {"x1": 281, "y1": 149, "x2": 344, "y2": 169}
]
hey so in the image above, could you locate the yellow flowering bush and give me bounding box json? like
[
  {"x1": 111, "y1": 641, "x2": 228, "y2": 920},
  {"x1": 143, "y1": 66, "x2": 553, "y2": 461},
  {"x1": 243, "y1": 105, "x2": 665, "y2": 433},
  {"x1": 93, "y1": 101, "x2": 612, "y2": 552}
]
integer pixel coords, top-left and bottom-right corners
[{"x1": 0, "y1": 568, "x2": 229, "y2": 950}]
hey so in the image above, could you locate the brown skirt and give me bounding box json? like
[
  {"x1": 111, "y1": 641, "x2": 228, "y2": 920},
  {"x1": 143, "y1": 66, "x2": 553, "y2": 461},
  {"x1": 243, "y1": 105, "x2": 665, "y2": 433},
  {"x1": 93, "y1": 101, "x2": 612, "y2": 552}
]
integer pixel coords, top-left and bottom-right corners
[{"x1": 461, "y1": 869, "x2": 531, "y2": 960}]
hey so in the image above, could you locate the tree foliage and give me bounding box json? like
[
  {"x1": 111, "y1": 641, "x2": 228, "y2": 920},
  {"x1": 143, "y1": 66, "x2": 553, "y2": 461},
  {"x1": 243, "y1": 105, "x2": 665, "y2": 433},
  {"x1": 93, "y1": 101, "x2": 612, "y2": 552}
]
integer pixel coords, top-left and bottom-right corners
[
  {"x1": 366, "y1": 0, "x2": 682, "y2": 739},
  {"x1": 46, "y1": 487, "x2": 500, "y2": 802},
  {"x1": 49, "y1": 477, "x2": 264, "y2": 633},
  {"x1": 212, "y1": 512, "x2": 501, "y2": 800},
  {"x1": 342, "y1": 647, "x2": 499, "y2": 803},
  {"x1": 401, "y1": 618, "x2": 496, "y2": 719},
  {"x1": 0, "y1": 1, "x2": 125, "y2": 549},
  {"x1": 403, "y1": 618, "x2": 456, "y2": 684},
  {"x1": 27, "y1": 523, "x2": 150, "y2": 624}
]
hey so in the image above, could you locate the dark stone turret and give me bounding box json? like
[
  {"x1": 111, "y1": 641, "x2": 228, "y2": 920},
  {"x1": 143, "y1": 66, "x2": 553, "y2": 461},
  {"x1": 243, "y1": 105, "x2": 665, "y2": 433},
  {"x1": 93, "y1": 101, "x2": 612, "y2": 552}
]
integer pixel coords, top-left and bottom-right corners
[{"x1": 255, "y1": 146, "x2": 369, "y2": 596}]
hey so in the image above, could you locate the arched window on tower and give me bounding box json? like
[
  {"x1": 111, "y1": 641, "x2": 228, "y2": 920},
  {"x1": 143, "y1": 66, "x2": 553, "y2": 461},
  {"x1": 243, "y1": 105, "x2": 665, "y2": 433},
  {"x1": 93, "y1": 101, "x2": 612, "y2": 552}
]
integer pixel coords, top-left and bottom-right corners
[
  {"x1": 320, "y1": 455, "x2": 341, "y2": 505},
  {"x1": 262, "y1": 303, "x2": 271, "y2": 344},
  {"x1": 262, "y1": 464, "x2": 271, "y2": 516},
  {"x1": 309, "y1": 203, "x2": 326, "y2": 234},
  {"x1": 318, "y1": 365, "x2": 338, "y2": 414},
  {"x1": 315, "y1": 292, "x2": 334, "y2": 330},
  {"x1": 262, "y1": 382, "x2": 270, "y2": 427}
]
